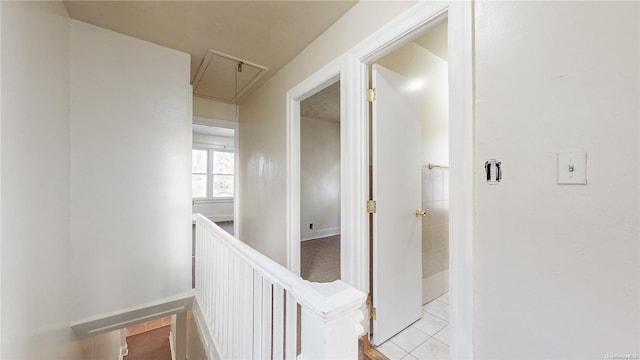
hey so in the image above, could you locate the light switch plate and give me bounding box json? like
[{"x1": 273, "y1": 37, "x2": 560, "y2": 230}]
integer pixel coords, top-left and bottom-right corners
[{"x1": 557, "y1": 152, "x2": 587, "y2": 185}]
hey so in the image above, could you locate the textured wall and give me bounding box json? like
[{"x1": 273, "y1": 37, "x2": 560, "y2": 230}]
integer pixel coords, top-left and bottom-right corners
[{"x1": 474, "y1": 2, "x2": 639, "y2": 357}]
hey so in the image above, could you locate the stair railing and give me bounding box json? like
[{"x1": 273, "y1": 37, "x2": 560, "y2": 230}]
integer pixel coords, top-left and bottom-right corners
[{"x1": 192, "y1": 213, "x2": 366, "y2": 359}]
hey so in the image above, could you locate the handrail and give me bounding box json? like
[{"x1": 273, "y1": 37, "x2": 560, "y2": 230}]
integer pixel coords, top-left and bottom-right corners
[
  {"x1": 192, "y1": 213, "x2": 366, "y2": 359},
  {"x1": 193, "y1": 214, "x2": 363, "y2": 315},
  {"x1": 194, "y1": 214, "x2": 301, "y2": 290}
]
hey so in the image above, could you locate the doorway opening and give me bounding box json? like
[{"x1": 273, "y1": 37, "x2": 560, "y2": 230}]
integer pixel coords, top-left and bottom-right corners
[
  {"x1": 191, "y1": 117, "x2": 239, "y2": 289},
  {"x1": 368, "y1": 17, "x2": 452, "y2": 358},
  {"x1": 285, "y1": 3, "x2": 473, "y2": 357},
  {"x1": 123, "y1": 316, "x2": 173, "y2": 359},
  {"x1": 299, "y1": 81, "x2": 341, "y2": 283},
  {"x1": 191, "y1": 117, "x2": 239, "y2": 236},
  {"x1": 285, "y1": 68, "x2": 344, "y2": 279}
]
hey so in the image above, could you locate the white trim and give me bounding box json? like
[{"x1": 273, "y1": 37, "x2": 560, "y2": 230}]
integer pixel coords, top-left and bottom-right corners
[
  {"x1": 340, "y1": 53, "x2": 370, "y2": 293},
  {"x1": 286, "y1": 2, "x2": 474, "y2": 356},
  {"x1": 192, "y1": 142, "x2": 234, "y2": 151},
  {"x1": 70, "y1": 293, "x2": 194, "y2": 339},
  {"x1": 447, "y1": 4, "x2": 475, "y2": 358},
  {"x1": 300, "y1": 227, "x2": 341, "y2": 241},
  {"x1": 193, "y1": 116, "x2": 238, "y2": 129},
  {"x1": 190, "y1": 293, "x2": 221, "y2": 360},
  {"x1": 0, "y1": 3, "x2": 4, "y2": 355},
  {"x1": 347, "y1": 1, "x2": 474, "y2": 358},
  {"x1": 193, "y1": 198, "x2": 233, "y2": 205},
  {"x1": 192, "y1": 147, "x2": 235, "y2": 200},
  {"x1": 169, "y1": 331, "x2": 176, "y2": 360},
  {"x1": 286, "y1": 57, "x2": 343, "y2": 277},
  {"x1": 233, "y1": 119, "x2": 240, "y2": 239}
]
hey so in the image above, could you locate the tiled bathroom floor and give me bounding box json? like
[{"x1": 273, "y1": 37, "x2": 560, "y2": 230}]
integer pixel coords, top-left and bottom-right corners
[{"x1": 376, "y1": 293, "x2": 449, "y2": 360}]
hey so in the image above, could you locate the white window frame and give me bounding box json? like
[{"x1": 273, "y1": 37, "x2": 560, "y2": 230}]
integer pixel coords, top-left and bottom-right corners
[
  {"x1": 192, "y1": 147, "x2": 235, "y2": 201},
  {"x1": 192, "y1": 116, "x2": 240, "y2": 238}
]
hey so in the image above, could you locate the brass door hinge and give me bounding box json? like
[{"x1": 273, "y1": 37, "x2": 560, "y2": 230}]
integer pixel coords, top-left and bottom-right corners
[
  {"x1": 366, "y1": 295, "x2": 377, "y2": 320},
  {"x1": 367, "y1": 200, "x2": 377, "y2": 214},
  {"x1": 366, "y1": 88, "x2": 376, "y2": 102}
]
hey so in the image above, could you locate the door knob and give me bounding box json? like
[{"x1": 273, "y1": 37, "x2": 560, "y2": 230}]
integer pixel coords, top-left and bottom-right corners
[{"x1": 416, "y1": 209, "x2": 427, "y2": 217}]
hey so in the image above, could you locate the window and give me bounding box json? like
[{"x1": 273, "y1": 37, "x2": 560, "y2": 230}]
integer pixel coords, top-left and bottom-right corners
[
  {"x1": 192, "y1": 149, "x2": 208, "y2": 198},
  {"x1": 192, "y1": 148, "x2": 234, "y2": 199}
]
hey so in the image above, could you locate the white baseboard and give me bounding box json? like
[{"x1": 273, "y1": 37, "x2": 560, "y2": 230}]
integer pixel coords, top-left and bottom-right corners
[
  {"x1": 71, "y1": 293, "x2": 194, "y2": 339},
  {"x1": 191, "y1": 295, "x2": 221, "y2": 360},
  {"x1": 301, "y1": 227, "x2": 341, "y2": 241}
]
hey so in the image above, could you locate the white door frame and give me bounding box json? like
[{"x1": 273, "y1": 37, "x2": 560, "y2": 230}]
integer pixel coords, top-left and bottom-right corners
[
  {"x1": 286, "y1": 58, "x2": 353, "y2": 280},
  {"x1": 286, "y1": 2, "x2": 474, "y2": 357}
]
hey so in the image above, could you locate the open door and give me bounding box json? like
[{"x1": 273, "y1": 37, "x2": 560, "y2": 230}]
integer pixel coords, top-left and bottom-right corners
[{"x1": 371, "y1": 64, "x2": 423, "y2": 345}]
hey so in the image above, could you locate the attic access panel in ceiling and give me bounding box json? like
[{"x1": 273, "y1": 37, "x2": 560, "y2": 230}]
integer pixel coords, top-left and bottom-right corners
[{"x1": 192, "y1": 49, "x2": 269, "y2": 103}]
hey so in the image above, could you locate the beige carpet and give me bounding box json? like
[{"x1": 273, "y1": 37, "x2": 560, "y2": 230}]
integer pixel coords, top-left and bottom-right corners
[{"x1": 300, "y1": 235, "x2": 340, "y2": 283}]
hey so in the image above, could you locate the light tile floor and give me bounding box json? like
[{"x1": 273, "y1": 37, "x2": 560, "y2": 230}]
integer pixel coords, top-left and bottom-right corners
[{"x1": 376, "y1": 293, "x2": 449, "y2": 360}]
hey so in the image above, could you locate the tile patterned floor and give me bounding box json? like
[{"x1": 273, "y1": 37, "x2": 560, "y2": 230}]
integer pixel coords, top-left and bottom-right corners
[{"x1": 376, "y1": 293, "x2": 449, "y2": 360}]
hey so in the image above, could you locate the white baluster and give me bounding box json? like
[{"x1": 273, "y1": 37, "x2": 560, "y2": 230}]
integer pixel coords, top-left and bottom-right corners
[
  {"x1": 191, "y1": 214, "x2": 366, "y2": 360},
  {"x1": 252, "y1": 271, "x2": 263, "y2": 358},
  {"x1": 261, "y1": 280, "x2": 273, "y2": 359},
  {"x1": 284, "y1": 292, "x2": 297, "y2": 359},
  {"x1": 273, "y1": 284, "x2": 285, "y2": 359}
]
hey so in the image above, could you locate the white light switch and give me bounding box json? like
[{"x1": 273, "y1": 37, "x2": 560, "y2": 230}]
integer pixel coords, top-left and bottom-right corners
[{"x1": 557, "y1": 152, "x2": 587, "y2": 185}]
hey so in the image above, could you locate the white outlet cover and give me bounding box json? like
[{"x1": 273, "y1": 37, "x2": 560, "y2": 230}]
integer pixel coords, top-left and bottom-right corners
[{"x1": 557, "y1": 152, "x2": 587, "y2": 185}]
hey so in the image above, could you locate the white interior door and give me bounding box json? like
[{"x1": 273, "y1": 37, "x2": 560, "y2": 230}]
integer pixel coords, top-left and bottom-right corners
[{"x1": 372, "y1": 64, "x2": 423, "y2": 346}]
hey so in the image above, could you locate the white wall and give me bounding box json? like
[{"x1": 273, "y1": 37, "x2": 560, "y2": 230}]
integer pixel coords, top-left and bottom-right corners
[
  {"x1": 474, "y1": 2, "x2": 640, "y2": 358},
  {"x1": 70, "y1": 20, "x2": 192, "y2": 321},
  {"x1": 0, "y1": 2, "x2": 87, "y2": 358},
  {"x1": 193, "y1": 96, "x2": 237, "y2": 121},
  {"x1": 300, "y1": 116, "x2": 340, "y2": 240},
  {"x1": 239, "y1": 1, "x2": 416, "y2": 264},
  {"x1": 77, "y1": 330, "x2": 123, "y2": 360}
]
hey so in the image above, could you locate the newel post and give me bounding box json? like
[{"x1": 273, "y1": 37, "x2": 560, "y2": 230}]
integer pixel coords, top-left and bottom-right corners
[{"x1": 296, "y1": 280, "x2": 366, "y2": 360}]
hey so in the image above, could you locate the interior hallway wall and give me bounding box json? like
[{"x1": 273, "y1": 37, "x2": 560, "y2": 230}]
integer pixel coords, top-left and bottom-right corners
[
  {"x1": 474, "y1": 2, "x2": 640, "y2": 357},
  {"x1": 70, "y1": 20, "x2": 192, "y2": 321},
  {"x1": 0, "y1": 2, "x2": 87, "y2": 358},
  {"x1": 300, "y1": 116, "x2": 340, "y2": 240},
  {"x1": 193, "y1": 97, "x2": 237, "y2": 122},
  {"x1": 239, "y1": 0, "x2": 416, "y2": 265}
]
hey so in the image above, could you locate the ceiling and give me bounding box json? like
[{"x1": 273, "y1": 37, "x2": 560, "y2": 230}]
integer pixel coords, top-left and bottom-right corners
[
  {"x1": 63, "y1": 1, "x2": 357, "y2": 102},
  {"x1": 301, "y1": 81, "x2": 340, "y2": 122}
]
